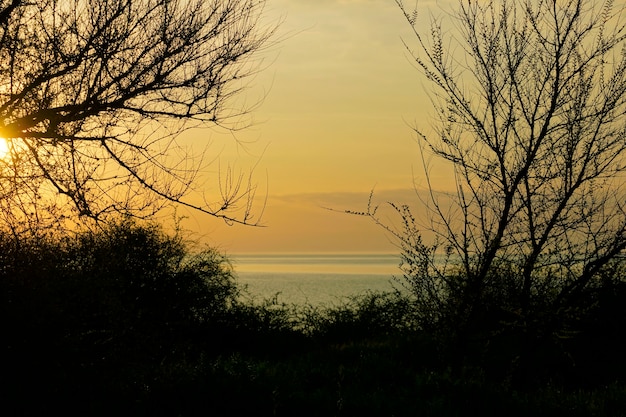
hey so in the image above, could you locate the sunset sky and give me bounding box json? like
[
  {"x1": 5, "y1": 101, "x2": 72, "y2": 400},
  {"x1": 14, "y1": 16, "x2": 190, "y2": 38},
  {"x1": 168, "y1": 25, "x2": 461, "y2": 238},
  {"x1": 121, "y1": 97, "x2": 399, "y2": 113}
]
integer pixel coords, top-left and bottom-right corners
[{"x1": 180, "y1": 0, "x2": 452, "y2": 254}]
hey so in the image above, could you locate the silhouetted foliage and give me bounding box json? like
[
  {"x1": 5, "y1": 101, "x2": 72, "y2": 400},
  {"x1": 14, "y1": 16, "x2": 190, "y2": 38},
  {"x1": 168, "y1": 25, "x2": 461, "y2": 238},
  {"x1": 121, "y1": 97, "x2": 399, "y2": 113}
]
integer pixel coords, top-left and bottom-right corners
[
  {"x1": 299, "y1": 291, "x2": 417, "y2": 342},
  {"x1": 1, "y1": 220, "x2": 625, "y2": 415},
  {"x1": 371, "y1": 0, "x2": 624, "y2": 346},
  {"x1": 0, "y1": 220, "x2": 244, "y2": 417},
  {"x1": 341, "y1": 0, "x2": 626, "y2": 389},
  {"x1": 0, "y1": 0, "x2": 275, "y2": 229}
]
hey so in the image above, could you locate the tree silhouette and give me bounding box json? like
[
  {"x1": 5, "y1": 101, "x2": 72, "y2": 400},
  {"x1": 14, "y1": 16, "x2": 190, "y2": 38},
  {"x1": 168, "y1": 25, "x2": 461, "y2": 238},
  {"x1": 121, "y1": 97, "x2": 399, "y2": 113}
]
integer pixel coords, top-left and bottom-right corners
[
  {"x1": 0, "y1": 0, "x2": 275, "y2": 231},
  {"x1": 364, "y1": 0, "x2": 626, "y2": 334}
]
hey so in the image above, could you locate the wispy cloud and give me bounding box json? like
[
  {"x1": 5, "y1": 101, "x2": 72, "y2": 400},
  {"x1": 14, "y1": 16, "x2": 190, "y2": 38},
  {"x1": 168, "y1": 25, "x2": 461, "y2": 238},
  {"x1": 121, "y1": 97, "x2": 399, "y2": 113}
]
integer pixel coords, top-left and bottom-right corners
[{"x1": 270, "y1": 187, "x2": 450, "y2": 209}]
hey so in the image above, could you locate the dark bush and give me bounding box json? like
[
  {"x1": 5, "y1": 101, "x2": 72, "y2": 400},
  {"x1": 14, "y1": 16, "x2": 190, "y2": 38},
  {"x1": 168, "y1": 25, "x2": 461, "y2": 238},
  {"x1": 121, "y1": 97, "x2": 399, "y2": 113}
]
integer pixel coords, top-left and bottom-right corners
[
  {"x1": 2, "y1": 218, "x2": 625, "y2": 415},
  {"x1": 0, "y1": 219, "x2": 246, "y2": 414},
  {"x1": 301, "y1": 291, "x2": 417, "y2": 342},
  {"x1": 2, "y1": 220, "x2": 241, "y2": 360}
]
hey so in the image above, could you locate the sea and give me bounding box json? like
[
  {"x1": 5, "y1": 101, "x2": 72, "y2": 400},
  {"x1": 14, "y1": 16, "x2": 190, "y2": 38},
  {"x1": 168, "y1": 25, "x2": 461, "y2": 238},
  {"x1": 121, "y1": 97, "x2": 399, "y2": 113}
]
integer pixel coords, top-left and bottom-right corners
[{"x1": 232, "y1": 253, "x2": 403, "y2": 307}]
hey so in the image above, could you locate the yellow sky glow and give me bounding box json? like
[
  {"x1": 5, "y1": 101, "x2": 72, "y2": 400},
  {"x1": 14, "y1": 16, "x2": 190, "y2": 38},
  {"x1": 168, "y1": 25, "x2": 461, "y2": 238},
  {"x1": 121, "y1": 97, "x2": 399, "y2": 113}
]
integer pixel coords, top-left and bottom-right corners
[
  {"x1": 178, "y1": 0, "x2": 455, "y2": 254},
  {"x1": 0, "y1": 138, "x2": 8, "y2": 159}
]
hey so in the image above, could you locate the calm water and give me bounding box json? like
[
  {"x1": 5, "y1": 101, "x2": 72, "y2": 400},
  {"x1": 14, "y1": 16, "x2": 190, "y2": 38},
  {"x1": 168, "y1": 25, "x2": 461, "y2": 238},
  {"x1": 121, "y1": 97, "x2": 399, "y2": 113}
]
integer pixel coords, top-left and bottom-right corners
[{"x1": 233, "y1": 253, "x2": 402, "y2": 306}]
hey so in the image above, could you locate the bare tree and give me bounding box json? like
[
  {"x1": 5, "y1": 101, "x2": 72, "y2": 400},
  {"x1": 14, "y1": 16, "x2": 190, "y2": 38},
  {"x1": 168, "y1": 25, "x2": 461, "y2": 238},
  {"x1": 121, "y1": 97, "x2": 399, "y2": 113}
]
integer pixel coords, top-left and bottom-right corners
[
  {"x1": 362, "y1": 0, "x2": 626, "y2": 331},
  {"x1": 0, "y1": 0, "x2": 275, "y2": 232}
]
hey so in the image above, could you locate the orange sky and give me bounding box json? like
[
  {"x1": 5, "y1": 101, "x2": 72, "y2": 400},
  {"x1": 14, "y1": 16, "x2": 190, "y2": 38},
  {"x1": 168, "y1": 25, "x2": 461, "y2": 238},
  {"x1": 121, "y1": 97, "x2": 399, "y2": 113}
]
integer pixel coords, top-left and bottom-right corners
[{"x1": 177, "y1": 0, "x2": 453, "y2": 254}]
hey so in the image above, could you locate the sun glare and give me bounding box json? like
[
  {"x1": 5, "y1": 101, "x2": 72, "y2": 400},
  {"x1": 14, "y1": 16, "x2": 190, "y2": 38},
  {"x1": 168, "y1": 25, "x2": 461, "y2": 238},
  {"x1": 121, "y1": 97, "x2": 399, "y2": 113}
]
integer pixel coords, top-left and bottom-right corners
[{"x1": 0, "y1": 138, "x2": 9, "y2": 159}]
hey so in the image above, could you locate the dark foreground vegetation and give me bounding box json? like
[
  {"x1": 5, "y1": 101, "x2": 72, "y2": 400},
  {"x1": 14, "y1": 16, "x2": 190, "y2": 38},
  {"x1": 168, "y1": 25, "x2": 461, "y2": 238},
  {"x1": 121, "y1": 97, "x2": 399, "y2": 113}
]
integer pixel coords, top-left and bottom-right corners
[{"x1": 2, "y1": 221, "x2": 626, "y2": 416}]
